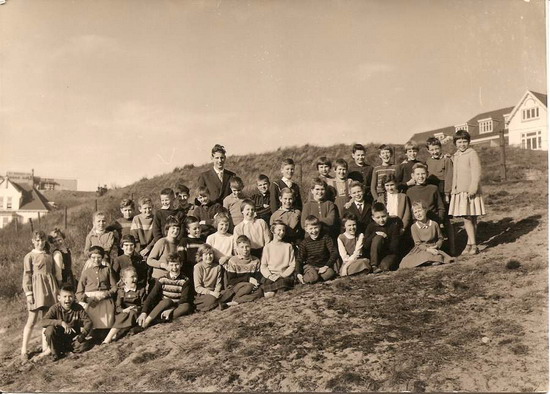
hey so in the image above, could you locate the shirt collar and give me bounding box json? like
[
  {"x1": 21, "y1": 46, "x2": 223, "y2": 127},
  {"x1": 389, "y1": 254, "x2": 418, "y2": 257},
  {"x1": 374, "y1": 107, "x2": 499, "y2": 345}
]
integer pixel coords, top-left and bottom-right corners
[
  {"x1": 124, "y1": 286, "x2": 137, "y2": 292},
  {"x1": 416, "y1": 220, "x2": 432, "y2": 229},
  {"x1": 282, "y1": 177, "x2": 293, "y2": 186}
]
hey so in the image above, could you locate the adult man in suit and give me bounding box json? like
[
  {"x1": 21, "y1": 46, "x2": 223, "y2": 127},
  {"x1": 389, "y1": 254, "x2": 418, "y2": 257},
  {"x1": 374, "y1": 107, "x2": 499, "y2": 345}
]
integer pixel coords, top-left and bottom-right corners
[
  {"x1": 197, "y1": 144, "x2": 236, "y2": 205},
  {"x1": 342, "y1": 181, "x2": 372, "y2": 234}
]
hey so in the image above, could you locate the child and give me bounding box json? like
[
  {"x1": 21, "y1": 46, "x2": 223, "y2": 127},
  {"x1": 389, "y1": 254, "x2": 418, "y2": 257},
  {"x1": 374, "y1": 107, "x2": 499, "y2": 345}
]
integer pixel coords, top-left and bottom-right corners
[
  {"x1": 206, "y1": 212, "x2": 234, "y2": 265},
  {"x1": 269, "y1": 188, "x2": 302, "y2": 243},
  {"x1": 342, "y1": 181, "x2": 371, "y2": 235},
  {"x1": 174, "y1": 183, "x2": 195, "y2": 217},
  {"x1": 137, "y1": 253, "x2": 192, "y2": 328},
  {"x1": 309, "y1": 156, "x2": 336, "y2": 202},
  {"x1": 197, "y1": 144, "x2": 237, "y2": 205},
  {"x1": 193, "y1": 244, "x2": 223, "y2": 312},
  {"x1": 178, "y1": 216, "x2": 206, "y2": 281},
  {"x1": 233, "y1": 199, "x2": 272, "y2": 258},
  {"x1": 364, "y1": 203, "x2": 402, "y2": 273},
  {"x1": 21, "y1": 231, "x2": 60, "y2": 361},
  {"x1": 223, "y1": 176, "x2": 246, "y2": 227},
  {"x1": 112, "y1": 234, "x2": 149, "y2": 288},
  {"x1": 406, "y1": 163, "x2": 445, "y2": 224},
  {"x1": 130, "y1": 197, "x2": 155, "y2": 258},
  {"x1": 301, "y1": 178, "x2": 338, "y2": 237},
  {"x1": 112, "y1": 199, "x2": 135, "y2": 251},
  {"x1": 400, "y1": 202, "x2": 455, "y2": 269},
  {"x1": 147, "y1": 217, "x2": 181, "y2": 282},
  {"x1": 261, "y1": 221, "x2": 297, "y2": 296},
  {"x1": 83, "y1": 211, "x2": 118, "y2": 269},
  {"x1": 192, "y1": 186, "x2": 225, "y2": 238},
  {"x1": 104, "y1": 267, "x2": 147, "y2": 343},
  {"x1": 219, "y1": 235, "x2": 263, "y2": 308},
  {"x1": 151, "y1": 188, "x2": 185, "y2": 244},
  {"x1": 41, "y1": 286, "x2": 93, "y2": 361},
  {"x1": 371, "y1": 144, "x2": 397, "y2": 200},
  {"x1": 347, "y1": 144, "x2": 374, "y2": 201},
  {"x1": 395, "y1": 141, "x2": 424, "y2": 193},
  {"x1": 269, "y1": 158, "x2": 303, "y2": 213},
  {"x1": 76, "y1": 246, "x2": 117, "y2": 329},
  {"x1": 337, "y1": 213, "x2": 370, "y2": 276},
  {"x1": 376, "y1": 174, "x2": 411, "y2": 230},
  {"x1": 49, "y1": 228, "x2": 75, "y2": 288},
  {"x1": 448, "y1": 130, "x2": 486, "y2": 255},
  {"x1": 251, "y1": 174, "x2": 272, "y2": 224},
  {"x1": 296, "y1": 215, "x2": 338, "y2": 284},
  {"x1": 326, "y1": 158, "x2": 353, "y2": 216}
]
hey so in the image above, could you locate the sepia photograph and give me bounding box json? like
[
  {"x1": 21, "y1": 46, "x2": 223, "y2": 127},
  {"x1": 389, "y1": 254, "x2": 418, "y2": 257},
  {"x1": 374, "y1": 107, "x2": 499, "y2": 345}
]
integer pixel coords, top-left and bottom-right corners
[{"x1": 0, "y1": 0, "x2": 547, "y2": 391}]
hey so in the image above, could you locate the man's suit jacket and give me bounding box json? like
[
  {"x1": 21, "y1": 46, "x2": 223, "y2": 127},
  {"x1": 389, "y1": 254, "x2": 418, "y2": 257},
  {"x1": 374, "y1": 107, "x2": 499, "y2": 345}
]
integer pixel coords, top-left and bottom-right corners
[
  {"x1": 197, "y1": 168, "x2": 236, "y2": 205},
  {"x1": 342, "y1": 201, "x2": 372, "y2": 235}
]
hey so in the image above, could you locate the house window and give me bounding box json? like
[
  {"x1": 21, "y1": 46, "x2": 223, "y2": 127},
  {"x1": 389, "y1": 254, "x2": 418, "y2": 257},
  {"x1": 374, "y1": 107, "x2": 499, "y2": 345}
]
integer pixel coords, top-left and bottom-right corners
[
  {"x1": 521, "y1": 131, "x2": 543, "y2": 150},
  {"x1": 455, "y1": 124, "x2": 468, "y2": 132},
  {"x1": 434, "y1": 132, "x2": 445, "y2": 140},
  {"x1": 0, "y1": 197, "x2": 3, "y2": 209},
  {"x1": 522, "y1": 107, "x2": 539, "y2": 121},
  {"x1": 6, "y1": 197, "x2": 12, "y2": 209},
  {"x1": 479, "y1": 120, "x2": 493, "y2": 134}
]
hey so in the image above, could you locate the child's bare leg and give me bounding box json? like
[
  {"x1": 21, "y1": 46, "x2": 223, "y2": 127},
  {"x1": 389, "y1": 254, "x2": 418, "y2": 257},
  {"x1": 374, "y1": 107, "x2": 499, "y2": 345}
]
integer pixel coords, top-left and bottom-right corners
[
  {"x1": 463, "y1": 216, "x2": 476, "y2": 245},
  {"x1": 21, "y1": 311, "x2": 39, "y2": 357},
  {"x1": 143, "y1": 316, "x2": 153, "y2": 328},
  {"x1": 103, "y1": 328, "x2": 120, "y2": 344}
]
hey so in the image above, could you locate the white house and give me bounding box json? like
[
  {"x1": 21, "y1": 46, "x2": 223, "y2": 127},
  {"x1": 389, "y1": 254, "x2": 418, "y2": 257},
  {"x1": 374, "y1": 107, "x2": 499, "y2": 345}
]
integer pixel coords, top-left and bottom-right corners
[{"x1": 0, "y1": 177, "x2": 51, "y2": 229}]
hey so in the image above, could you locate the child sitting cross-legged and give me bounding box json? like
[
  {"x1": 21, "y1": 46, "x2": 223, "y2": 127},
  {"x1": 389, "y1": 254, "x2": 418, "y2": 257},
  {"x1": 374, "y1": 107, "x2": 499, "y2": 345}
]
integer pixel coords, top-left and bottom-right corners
[
  {"x1": 233, "y1": 199, "x2": 272, "y2": 259},
  {"x1": 193, "y1": 244, "x2": 223, "y2": 312},
  {"x1": 297, "y1": 215, "x2": 338, "y2": 284},
  {"x1": 364, "y1": 202, "x2": 403, "y2": 273},
  {"x1": 206, "y1": 212, "x2": 234, "y2": 265},
  {"x1": 219, "y1": 235, "x2": 263, "y2": 309},
  {"x1": 260, "y1": 221, "x2": 297, "y2": 297},
  {"x1": 137, "y1": 253, "x2": 192, "y2": 329},
  {"x1": 337, "y1": 212, "x2": 370, "y2": 276}
]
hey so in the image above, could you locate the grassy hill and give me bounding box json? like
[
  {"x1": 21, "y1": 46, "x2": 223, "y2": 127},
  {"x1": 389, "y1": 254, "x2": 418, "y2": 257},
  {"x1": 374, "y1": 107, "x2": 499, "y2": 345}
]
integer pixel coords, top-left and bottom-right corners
[{"x1": 0, "y1": 144, "x2": 547, "y2": 391}]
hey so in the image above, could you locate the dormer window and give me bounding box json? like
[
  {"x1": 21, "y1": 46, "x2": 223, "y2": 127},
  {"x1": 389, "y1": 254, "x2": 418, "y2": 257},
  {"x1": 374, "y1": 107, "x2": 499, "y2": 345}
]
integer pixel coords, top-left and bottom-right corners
[
  {"x1": 478, "y1": 119, "x2": 493, "y2": 134},
  {"x1": 434, "y1": 132, "x2": 445, "y2": 140},
  {"x1": 522, "y1": 107, "x2": 539, "y2": 121},
  {"x1": 455, "y1": 124, "x2": 468, "y2": 132}
]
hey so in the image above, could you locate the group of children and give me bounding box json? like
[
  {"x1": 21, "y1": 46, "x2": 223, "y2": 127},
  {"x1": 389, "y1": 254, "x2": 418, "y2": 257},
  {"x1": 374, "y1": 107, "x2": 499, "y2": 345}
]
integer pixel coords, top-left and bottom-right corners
[{"x1": 21, "y1": 133, "x2": 485, "y2": 362}]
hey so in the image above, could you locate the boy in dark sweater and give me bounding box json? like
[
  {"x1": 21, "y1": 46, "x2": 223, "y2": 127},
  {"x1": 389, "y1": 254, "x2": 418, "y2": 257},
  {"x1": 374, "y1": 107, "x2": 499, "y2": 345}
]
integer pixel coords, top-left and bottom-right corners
[
  {"x1": 395, "y1": 141, "x2": 424, "y2": 193},
  {"x1": 347, "y1": 144, "x2": 374, "y2": 202},
  {"x1": 152, "y1": 188, "x2": 185, "y2": 244},
  {"x1": 297, "y1": 215, "x2": 338, "y2": 284},
  {"x1": 269, "y1": 158, "x2": 303, "y2": 213},
  {"x1": 364, "y1": 202, "x2": 403, "y2": 273},
  {"x1": 406, "y1": 163, "x2": 445, "y2": 223},
  {"x1": 251, "y1": 174, "x2": 272, "y2": 224},
  {"x1": 112, "y1": 199, "x2": 136, "y2": 255},
  {"x1": 192, "y1": 186, "x2": 225, "y2": 239},
  {"x1": 178, "y1": 216, "x2": 206, "y2": 282},
  {"x1": 41, "y1": 286, "x2": 93, "y2": 361},
  {"x1": 112, "y1": 234, "x2": 149, "y2": 288},
  {"x1": 175, "y1": 183, "x2": 195, "y2": 217}
]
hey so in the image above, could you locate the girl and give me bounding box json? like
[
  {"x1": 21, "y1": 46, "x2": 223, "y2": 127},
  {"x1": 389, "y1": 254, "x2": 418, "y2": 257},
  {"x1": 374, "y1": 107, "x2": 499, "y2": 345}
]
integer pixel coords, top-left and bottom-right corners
[
  {"x1": 104, "y1": 267, "x2": 146, "y2": 343},
  {"x1": 448, "y1": 130, "x2": 486, "y2": 255},
  {"x1": 337, "y1": 213, "x2": 370, "y2": 276},
  {"x1": 400, "y1": 202, "x2": 455, "y2": 269},
  {"x1": 193, "y1": 244, "x2": 223, "y2": 312},
  {"x1": 21, "y1": 231, "x2": 60, "y2": 361},
  {"x1": 147, "y1": 217, "x2": 181, "y2": 281},
  {"x1": 76, "y1": 246, "x2": 117, "y2": 330},
  {"x1": 260, "y1": 221, "x2": 296, "y2": 297},
  {"x1": 206, "y1": 212, "x2": 234, "y2": 265},
  {"x1": 49, "y1": 228, "x2": 75, "y2": 288},
  {"x1": 376, "y1": 174, "x2": 412, "y2": 230},
  {"x1": 233, "y1": 199, "x2": 272, "y2": 259}
]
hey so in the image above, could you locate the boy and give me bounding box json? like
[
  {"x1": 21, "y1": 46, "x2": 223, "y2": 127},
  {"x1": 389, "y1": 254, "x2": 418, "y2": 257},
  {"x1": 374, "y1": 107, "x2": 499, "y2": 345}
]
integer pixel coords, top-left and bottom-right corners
[
  {"x1": 223, "y1": 176, "x2": 246, "y2": 227},
  {"x1": 269, "y1": 158, "x2": 303, "y2": 213},
  {"x1": 219, "y1": 235, "x2": 263, "y2": 308},
  {"x1": 137, "y1": 253, "x2": 192, "y2": 328},
  {"x1": 326, "y1": 158, "x2": 353, "y2": 216},
  {"x1": 310, "y1": 156, "x2": 336, "y2": 202},
  {"x1": 406, "y1": 163, "x2": 445, "y2": 224},
  {"x1": 395, "y1": 141, "x2": 424, "y2": 193},
  {"x1": 347, "y1": 144, "x2": 374, "y2": 202},
  {"x1": 112, "y1": 199, "x2": 136, "y2": 252},
  {"x1": 371, "y1": 144, "x2": 397, "y2": 200},
  {"x1": 131, "y1": 197, "x2": 155, "y2": 258},
  {"x1": 301, "y1": 178, "x2": 338, "y2": 237},
  {"x1": 178, "y1": 216, "x2": 206, "y2": 281},
  {"x1": 41, "y1": 285, "x2": 93, "y2": 361},
  {"x1": 251, "y1": 174, "x2": 272, "y2": 224},
  {"x1": 342, "y1": 181, "x2": 372, "y2": 234},
  {"x1": 269, "y1": 188, "x2": 302, "y2": 243},
  {"x1": 297, "y1": 215, "x2": 338, "y2": 284},
  {"x1": 83, "y1": 211, "x2": 118, "y2": 268},
  {"x1": 152, "y1": 188, "x2": 185, "y2": 244},
  {"x1": 233, "y1": 199, "x2": 272, "y2": 258},
  {"x1": 364, "y1": 202, "x2": 403, "y2": 273},
  {"x1": 192, "y1": 186, "x2": 225, "y2": 238},
  {"x1": 197, "y1": 144, "x2": 237, "y2": 205},
  {"x1": 174, "y1": 183, "x2": 194, "y2": 217},
  {"x1": 112, "y1": 234, "x2": 149, "y2": 288}
]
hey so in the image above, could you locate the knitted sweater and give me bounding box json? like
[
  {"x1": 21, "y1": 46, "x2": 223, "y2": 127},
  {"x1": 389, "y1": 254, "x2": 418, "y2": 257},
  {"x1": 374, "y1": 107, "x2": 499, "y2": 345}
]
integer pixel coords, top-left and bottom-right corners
[
  {"x1": 451, "y1": 148, "x2": 482, "y2": 195},
  {"x1": 193, "y1": 262, "x2": 223, "y2": 295},
  {"x1": 260, "y1": 241, "x2": 296, "y2": 279},
  {"x1": 269, "y1": 209, "x2": 302, "y2": 241},
  {"x1": 300, "y1": 200, "x2": 337, "y2": 231},
  {"x1": 130, "y1": 214, "x2": 154, "y2": 253},
  {"x1": 406, "y1": 184, "x2": 445, "y2": 222},
  {"x1": 206, "y1": 232, "x2": 234, "y2": 260},
  {"x1": 297, "y1": 233, "x2": 338, "y2": 273},
  {"x1": 223, "y1": 255, "x2": 261, "y2": 287},
  {"x1": 233, "y1": 219, "x2": 272, "y2": 250},
  {"x1": 142, "y1": 272, "x2": 192, "y2": 313},
  {"x1": 426, "y1": 156, "x2": 453, "y2": 195},
  {"x1": 147, "y1": 237, "x2": 179, "y2": 279}
]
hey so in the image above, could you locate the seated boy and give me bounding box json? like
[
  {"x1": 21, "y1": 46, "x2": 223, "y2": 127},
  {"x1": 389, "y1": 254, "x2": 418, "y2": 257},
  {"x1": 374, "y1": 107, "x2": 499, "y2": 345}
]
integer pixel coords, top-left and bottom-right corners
[
  {"x1": 112, "y1": 199, "x2": 136, "y2": 254},
  {"x1": 342, "y1": 181, "x2": 372, "y2": 235},
  {"x1": 192, "y1": 186, "x2": 225, "y2": 239},
  {"x1": 301, "y1": 178, "x2": 338, "y2": 238},
  {"x1": 270, "y1": 188, "x2": 303, "y2": 243},
  {"x1": 152, "y1": 188, "x2": 185, "y2": 244},
  {"x1": 223, "y1": 176, "x2": 246, "y2": 227},
  {"x1": 112, "y1": 234, "x2": 149, "y2": 289},
  {"x1": 297, "y1": 215, "x2": 338, "y2": 284},
  {"x1": 364, "y1": 202, "x2": 403, "y2": 273},
  {"x1": 395, "y1": 141, "x2": 424, "y2": 193},
  {"x1": 41, "y1": 285, "x2": 93, "y2": 361},
  {"x1": 269, "y1": 158, "x2": 303, "y2": 213},
  {"x1": 137, "y1": 253, "x2": 192, "y2": 328},
  {"x1": 131, "y1": 197, "x2": 155, "y2": 258},
  {"x1": 371, "y1": 144, "x2": 397, "y2": 200},
  {"x1": 251, "y1": 174, "x2": 272, "y2": 224}
]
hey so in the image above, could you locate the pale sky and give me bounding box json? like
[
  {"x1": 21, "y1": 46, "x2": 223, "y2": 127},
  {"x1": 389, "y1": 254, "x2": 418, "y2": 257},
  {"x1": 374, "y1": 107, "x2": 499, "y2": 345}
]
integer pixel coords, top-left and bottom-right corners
[{"x1": 0, "y1": 0, "x2": 546, "y2": 191}]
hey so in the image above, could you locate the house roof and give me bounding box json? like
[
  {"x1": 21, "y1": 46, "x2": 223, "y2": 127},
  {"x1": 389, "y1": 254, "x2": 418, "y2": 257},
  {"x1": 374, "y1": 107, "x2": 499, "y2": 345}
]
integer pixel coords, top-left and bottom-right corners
[
  {"x1": 466, "y1": 106, "x2": 514, "y2": 125},
  {"x1": 410, "y1": 126, "x2": 455, "y2": 144},
  {"x1": 1, "y1": 179, "x2": 51, "y2": 211},
  {"x1": 531, "y1": 91, "x2": 547, "y2": 105}
]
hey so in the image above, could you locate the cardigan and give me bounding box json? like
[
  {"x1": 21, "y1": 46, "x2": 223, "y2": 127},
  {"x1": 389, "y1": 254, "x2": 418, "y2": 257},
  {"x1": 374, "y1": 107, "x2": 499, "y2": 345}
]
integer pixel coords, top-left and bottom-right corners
[
  {"x1": 197, "y1": 168, "x2": 236, "y2": 205},
  {"x1": 301, "y1": 200, "x2": 338, "y2": 232},
  {"x1": 83, "y1": 229, "x2": 118, "y2": 263},
  {"x1": 269, "y1": 208, "x2": 302, "y2": 241},
  {"x1": 250, "y1": 191, "x2": 272, "y2": 223},
  {"x1": 451, "y1": 148, "x2": 482, "y2": 195},
  {"x1": 76, "y1": 265, "x2": 117, "y2": 302}
]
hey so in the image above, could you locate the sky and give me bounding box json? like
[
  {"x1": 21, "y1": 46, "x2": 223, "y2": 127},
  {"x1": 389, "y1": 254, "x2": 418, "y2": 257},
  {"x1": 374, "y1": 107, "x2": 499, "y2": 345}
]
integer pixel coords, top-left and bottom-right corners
[{"x1": 0, "y1": 0, "x2": 546, "y2": 191}]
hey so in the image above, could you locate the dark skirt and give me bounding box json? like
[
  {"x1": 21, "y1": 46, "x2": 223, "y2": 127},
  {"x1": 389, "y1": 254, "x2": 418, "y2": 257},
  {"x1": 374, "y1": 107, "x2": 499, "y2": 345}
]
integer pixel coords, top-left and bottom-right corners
[
  {"x1": 113, "y1": 309, "x2": 140, "y2": 329},
  {"x1": 261, "y1": 276, "x2": 294, "y2": 293}
]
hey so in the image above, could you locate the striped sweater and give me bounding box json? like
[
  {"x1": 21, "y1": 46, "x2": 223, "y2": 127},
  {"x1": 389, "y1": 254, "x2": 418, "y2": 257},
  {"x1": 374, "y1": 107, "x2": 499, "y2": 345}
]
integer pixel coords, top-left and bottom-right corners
[
  {"x1": 223, "y1": 255, "x2": 261, "y2": 287},
  {"x1": 297, "y1": 233, "x2": 338, "y2": 274},
  {"x1": 142, "y1": 272, "x2": 191, "y2": 314},
  {"x1": 131, "y1": 214, "x2": 154, "y2": 253}
]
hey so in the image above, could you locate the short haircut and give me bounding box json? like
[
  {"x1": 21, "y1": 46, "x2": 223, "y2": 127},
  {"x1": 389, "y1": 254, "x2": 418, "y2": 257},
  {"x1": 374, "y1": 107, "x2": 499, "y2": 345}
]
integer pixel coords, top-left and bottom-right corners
[
  {"x1": 32, "y1": 230, "x2": 47, "y2": 240},
  {"x1": 279, "y1": 187, "x2": 294, "y2": 197},
  {"x1": 304, "y1": 215, "x2": 320, "y2": 227},
  {"x1": 184, "y1": 215, "x2": 200, "y2": 229},
  {"x1": 404, "y1": 141, "x2": 419, "y2": 151},
  {"x1": 426, "y1": 137, "x2": 442, "y2": 147},
  {"x1": 93, "y1": 211, "x2": 107, "y2": 221},
  {"x1": 281, "y1": 158, "x2": 295, "y2": 167},
  {"x1": 454, "y1": 129, "x2": 471, "y2": 143},
  {"x1": 240, "y1": 199, "x2": 255, "y2": 212},
  {"x1": 352, "y1": 143, "x2": 366, "y2": 154},
  {"x1": 120, "y1": 198, "x2": 135, "y2": 209},
  {"x1": 196, "y1": 244, "x2": 214, "y2": 263},
  {"x1": 59, "y1": 285, "x2": 75, "y2": 294},
  {"x1": 310, "y1": 177, "x2": 327, "y2": 189},
  {"x1": 211, "y1": 144, "x2": 226, "y2": 156},
  {"x1": 214, "y1": 211, "x2": 231, "y2": 227},
  {"x1": 236, "y1": 235, "x2": 251, "y2": 246},
  {"x1": 88, "y1": 245, "x2": 106, "y2": 257},
  {"x1": 270, "y1": 220, "x2": 287, "y2": 233},
  {"x1": 349, "y1": 181, "x2": 364, "y2": 190},
  {"x1": 341, "y1": 211, "x2": 358, "y2": 225},
  {"x1": 378, "y1": 144, "x2": 393, "y2": 155},
  {"x1": 167, "y1": 252, "x2": 181, "y2": 263},
  {"x1": 333, "y1": 158, "x2": 348, "y2": 170},
  {"x1": 411, "y1": 201, "x2": 427, "y2": 211},
  {"x1": 175, "y1": 184, "x2": 190, "y2": 195},
  {"x1": 49, "y1": 228, "x2": 65, "y2": 240},
  {"x1": 121, "y1": 266, "x2": 137, "y2": 277},
  {"x1": 316, "y1": 156, "x2": 332, "y2": 168},
  {"x1": 160, "y1": 188, "x2": 174, "y2": 197},
  {"x1": 138, "y1": 197, "x2": 153, "y2": 207},
  {"x1": 257, "y1": 174, "x2": 270, "y2": 183},
  {"x1": 371, "y1": 202, "x2": 387, "y2": 214},
  {"x1": 120, "y1": 234, "x2": 136, "y2": 245},
  {"x1": 197, "y1": 186, "x2": 210, "y2": 198},
  {"x1": 164, "y1": 216, "x2": 181, "y2": 233},
  {"x1": 383, "y1": 174, "x2": 397, "y2": 184},
  {"x1": 411, "y1": 163, "x2": 428, "y2": 172},
  {"x1": 229, "y1": 176, "x2": 244, "y2": 189}
]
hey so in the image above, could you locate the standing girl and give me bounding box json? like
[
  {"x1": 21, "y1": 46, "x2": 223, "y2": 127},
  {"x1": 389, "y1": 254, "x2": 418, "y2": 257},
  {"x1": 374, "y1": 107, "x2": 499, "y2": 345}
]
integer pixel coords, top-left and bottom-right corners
[
  {"x1": 21, "y1": 231, "x2": 60, "y2": 361},
  {"x1": 448, "y1": 130, "x2": 486, "y2": 255},
  {"x1": 49, "y1": 228, "x2": 75, "y2": 288}
]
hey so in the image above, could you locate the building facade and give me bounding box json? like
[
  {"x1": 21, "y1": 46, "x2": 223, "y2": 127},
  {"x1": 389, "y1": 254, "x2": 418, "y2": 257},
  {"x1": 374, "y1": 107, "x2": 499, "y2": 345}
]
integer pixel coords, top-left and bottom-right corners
[{"x1": 0, "y1": 178, "x2": 51, "y2": 229}]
